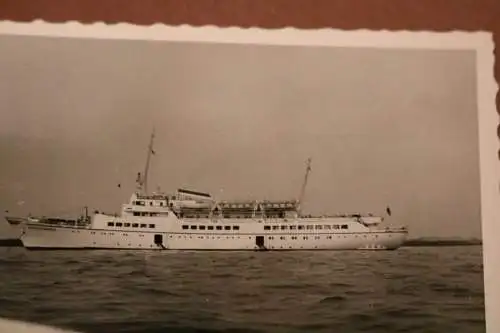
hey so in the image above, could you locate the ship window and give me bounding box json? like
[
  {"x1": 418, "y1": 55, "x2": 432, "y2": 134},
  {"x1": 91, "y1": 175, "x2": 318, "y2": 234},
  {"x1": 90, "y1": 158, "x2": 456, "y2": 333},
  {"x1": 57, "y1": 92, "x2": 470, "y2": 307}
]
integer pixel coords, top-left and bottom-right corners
[
  {"x1": 298, "y1": 225, "x2": 304, "y2": 230},
  {"x1": 107, "y1": 222, "x2": 114, "y2": 226},
  {"x1": 233, "y1": 225, "x2": 240, "y2": 230},
  {"x1": 272, "y1": 226, "x2": 279, "y2": 230},
  {"x1": 190, "y1": 225, "x2": 197, "y2": 230},
  {"x1": 290, "y1": 225, "x2": 297, "y2": 230},
  {"x1": 133, "y1": 212, "x2": 140, "y2": 216},
  {"x1": 148, "y1": 224, "x2": 155, "y2": 228},
  {"x1": 182, "y1": 225, "x2": 188, "y2": 230},
  {"x1": 132, "y1": 223, "x2": 139, "y2": 228},
  {"x1": 280, "y1": 225, "x2": 287, "y2": 230},
  {"x1": 208, "y1": 226, "x2": 214, "y2": 230},
  {"x1": 199, "y1": 225, "x2": 206, "y2": 230},
  {"x1": 333, "y1": 225, "x2": 339, "y2": 229},
  {"x1": 264, "y1": 226, "x2": 271, "y2": 230},
  {"x1": 224, "y1": 226, "x2": 231, "y2": 230},
  {"x1": 140, "y1": 224, "x2": 147, "y2": 228},
  {"x1": 341, "y1": 225, "x2": 348, "y2": 229},
  {"x1": 150, "y1": 202, "x2": 153, "y2": 206},
  {"x1": 306, "y1": 225, "x2": 314, "y2": 230},
  {"x1": 315, "y1": 225, "x2": 322, "y2": 229},
  {"x1": 216, "y1": 226, "x2": 222, "y2": 230},
  {"x1": 160, "y1": 202, "x2": 163, "y2": 206},
  {"x1": 116, "y1": 222, "x2": 123, "y2": 227},
  {"x1": 324, "y1": 225, "x2": 331, "y2": 229},
  {"x1": 124, "y1": 223, "x2": 131, "y2": 227}
]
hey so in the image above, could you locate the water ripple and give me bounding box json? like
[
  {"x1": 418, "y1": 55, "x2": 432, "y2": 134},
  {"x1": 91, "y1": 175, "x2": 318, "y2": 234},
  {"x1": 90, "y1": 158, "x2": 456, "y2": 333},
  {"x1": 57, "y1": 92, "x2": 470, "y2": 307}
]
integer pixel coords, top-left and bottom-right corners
[{"x1": 0, "y1": 246, "x2": 485, "y2": 333}]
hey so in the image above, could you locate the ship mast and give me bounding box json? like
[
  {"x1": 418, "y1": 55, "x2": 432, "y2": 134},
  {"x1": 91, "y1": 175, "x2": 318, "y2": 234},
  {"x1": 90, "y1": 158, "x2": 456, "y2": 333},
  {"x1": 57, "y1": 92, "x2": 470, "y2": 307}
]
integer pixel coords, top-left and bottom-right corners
[
  {"x1": 140, "y1": 127, "x2": 156, "y2": 195},
  {"x1": 297, "y1": 157, "x2": 312, "y2": 214}
]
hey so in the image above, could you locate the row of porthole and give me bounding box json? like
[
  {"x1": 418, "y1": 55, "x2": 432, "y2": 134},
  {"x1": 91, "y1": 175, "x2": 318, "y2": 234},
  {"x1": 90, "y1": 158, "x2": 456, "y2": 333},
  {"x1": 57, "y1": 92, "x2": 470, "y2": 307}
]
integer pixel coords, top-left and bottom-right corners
[
  {"x1": 79, "y1": 232, "x2": 384, "y2": 240},
  {"x1": 166, "y1": 235, "x2": 378, "y2": 240},
  {"x1": 170, "y1": 235, "x2": 244, "y2": 240},
  {"x1": 87, "y1": 233, "x2": 381, "y2": 240},
  {"x1": 269, "y1": 235, "x2": 379, "y2": 240},
  {"x1": 91, "y1": 242, "x2": 157, "y2": 248},
  {"x1": 272, "y1": 235, "x2": 340, "y2": 240},
  {"x1": 86, "y1": 242, "x2": 355, "y2": 250},
  {"x1": 181, "y1": 225, "x2": 240, "y2": 231},
  {"x1": 264, "y1": 224, "x2": 349, "y2": 231},
  {"x1": 90, "y1": 232, "x2": 146, "y2": 238},
  {"x1": 107, "y1": 221, "x2": 156, "y2": 228}
]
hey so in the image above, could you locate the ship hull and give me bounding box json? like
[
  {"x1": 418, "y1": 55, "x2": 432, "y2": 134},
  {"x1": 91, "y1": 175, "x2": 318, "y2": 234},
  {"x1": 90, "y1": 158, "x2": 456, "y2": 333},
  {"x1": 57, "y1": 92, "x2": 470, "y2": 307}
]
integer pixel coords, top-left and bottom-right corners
[{"x1": 20, "y1": 224, "x2": 408, "y2": 251}]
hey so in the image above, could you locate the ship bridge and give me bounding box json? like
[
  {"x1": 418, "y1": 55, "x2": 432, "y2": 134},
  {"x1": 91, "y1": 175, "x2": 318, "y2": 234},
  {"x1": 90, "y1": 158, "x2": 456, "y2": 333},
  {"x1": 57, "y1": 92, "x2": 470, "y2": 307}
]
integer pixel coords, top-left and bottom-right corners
[{"x1": 122, "y1": 192, "x2": 171, "y2": 217}]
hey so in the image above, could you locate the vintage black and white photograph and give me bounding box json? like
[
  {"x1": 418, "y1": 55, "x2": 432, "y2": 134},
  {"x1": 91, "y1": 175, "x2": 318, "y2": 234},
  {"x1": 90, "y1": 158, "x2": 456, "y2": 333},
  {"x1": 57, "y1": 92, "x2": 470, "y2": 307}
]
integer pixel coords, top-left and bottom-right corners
[{"x1": 0, "y1": 22, "x2": 497, "y2": 333}]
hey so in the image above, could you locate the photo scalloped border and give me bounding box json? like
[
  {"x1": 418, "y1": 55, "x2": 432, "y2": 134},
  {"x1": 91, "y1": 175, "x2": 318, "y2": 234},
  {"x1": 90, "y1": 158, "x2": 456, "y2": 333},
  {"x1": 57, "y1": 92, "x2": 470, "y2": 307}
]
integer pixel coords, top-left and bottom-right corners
[{"x1": 0, "y1": 19, "x2": 498, "y2": 332}]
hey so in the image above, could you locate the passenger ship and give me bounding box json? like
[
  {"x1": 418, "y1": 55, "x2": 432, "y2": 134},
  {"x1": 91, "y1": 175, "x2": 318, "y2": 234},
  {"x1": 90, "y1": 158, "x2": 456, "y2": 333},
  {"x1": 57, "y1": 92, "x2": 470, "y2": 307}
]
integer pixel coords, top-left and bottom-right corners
[{"x1": 17, "y1": 130, "x2": 409, "y2": 251}]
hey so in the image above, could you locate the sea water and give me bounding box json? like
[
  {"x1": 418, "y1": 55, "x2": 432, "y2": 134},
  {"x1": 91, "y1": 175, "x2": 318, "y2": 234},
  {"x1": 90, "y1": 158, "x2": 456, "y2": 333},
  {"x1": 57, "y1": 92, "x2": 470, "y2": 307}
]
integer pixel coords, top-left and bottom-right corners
[{"x1": 0, "y1": 246, "x2": 485, "y2": 333}]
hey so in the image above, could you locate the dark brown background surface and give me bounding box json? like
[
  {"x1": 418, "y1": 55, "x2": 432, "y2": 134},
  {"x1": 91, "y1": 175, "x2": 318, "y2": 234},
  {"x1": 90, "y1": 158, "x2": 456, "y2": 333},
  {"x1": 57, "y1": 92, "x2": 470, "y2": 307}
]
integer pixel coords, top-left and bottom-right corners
[{"x1": 0, "y1": 0, "x2": 499, "y2": 152}]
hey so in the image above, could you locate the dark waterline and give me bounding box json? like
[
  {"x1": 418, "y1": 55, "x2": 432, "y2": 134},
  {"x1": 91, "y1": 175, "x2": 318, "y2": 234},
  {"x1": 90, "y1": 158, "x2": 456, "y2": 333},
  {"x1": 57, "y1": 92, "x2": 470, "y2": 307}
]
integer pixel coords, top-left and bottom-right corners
[
  {"x1": 0, "y1": 246, "x2": 485, "y2": 333},
  {"x1": 0, "y1": 238, "x2": 483, "y2": 248}
]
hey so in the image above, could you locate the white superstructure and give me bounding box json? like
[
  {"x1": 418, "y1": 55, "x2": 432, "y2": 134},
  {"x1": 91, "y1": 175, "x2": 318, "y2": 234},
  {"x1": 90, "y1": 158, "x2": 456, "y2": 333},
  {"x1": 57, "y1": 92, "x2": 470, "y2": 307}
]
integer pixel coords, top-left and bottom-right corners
[{"x1": 18, "y1": 130, "x2": 409, "y2": 251}]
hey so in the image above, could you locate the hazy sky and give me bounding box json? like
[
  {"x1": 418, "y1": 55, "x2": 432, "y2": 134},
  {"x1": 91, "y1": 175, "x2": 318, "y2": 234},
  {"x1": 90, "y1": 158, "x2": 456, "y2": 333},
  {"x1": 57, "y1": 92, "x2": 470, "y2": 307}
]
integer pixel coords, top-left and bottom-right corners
[{"x1": 0, "y1": 35, "x2": 481, "y2": 238}]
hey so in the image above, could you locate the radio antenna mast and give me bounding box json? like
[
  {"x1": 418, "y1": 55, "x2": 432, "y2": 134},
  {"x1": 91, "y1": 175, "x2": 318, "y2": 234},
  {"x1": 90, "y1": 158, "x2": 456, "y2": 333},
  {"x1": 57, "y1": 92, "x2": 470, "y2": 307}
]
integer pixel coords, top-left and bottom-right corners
[
  {"x1": 139, "y1": 127, "x2": 156, "y2": 195},
  {"x1": 297, "y1": 157, "x2": 312, "y2": 214}
]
